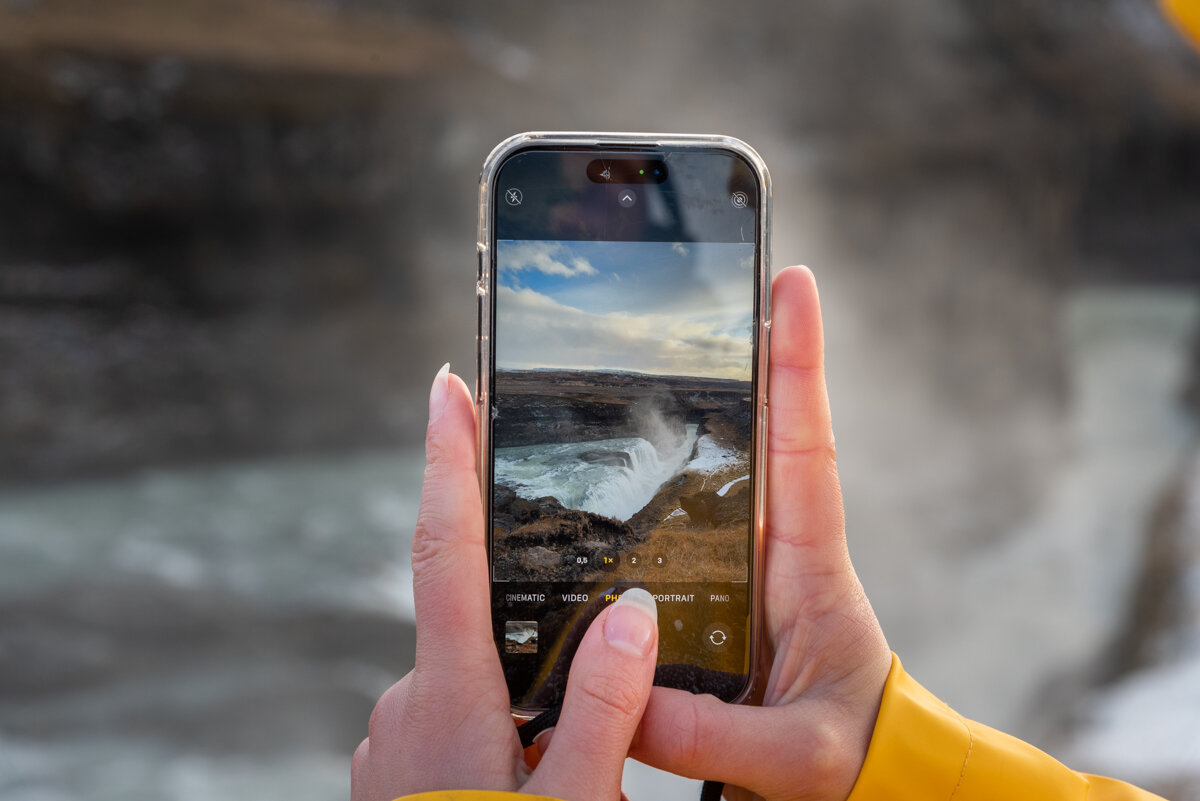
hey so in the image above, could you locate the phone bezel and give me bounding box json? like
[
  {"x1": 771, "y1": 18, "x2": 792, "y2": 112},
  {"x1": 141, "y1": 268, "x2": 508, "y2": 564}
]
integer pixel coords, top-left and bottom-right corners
[{"x1": 476, "y1": 132, "x2": 771, "y2": 718}]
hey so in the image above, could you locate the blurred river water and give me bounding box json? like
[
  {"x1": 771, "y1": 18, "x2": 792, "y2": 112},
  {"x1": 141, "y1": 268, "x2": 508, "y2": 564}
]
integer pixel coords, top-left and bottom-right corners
[
  {"x1": 1, "y1": 287, "x2": 1197, "y2": 800},
  {"x1": 0, "y1": 453, "x2": 422, "y2": 800}
]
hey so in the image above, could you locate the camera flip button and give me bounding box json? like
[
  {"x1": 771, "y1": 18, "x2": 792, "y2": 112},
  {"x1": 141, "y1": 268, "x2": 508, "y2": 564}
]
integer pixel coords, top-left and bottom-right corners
[{"x1": 703, "y1": 622, "x2": 730, "y2": 650}]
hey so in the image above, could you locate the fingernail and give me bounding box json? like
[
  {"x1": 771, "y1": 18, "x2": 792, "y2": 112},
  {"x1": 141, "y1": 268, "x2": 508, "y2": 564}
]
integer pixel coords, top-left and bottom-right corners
[
  {"x1": 532, "y1": 726, "x2": 555, "y2": 756},
  {"x1": 428, "y1": 362, "x2": 450, "y2": 420},
  {"x1": 604, "y1": 588, "x2": 657, "y2": 658}
]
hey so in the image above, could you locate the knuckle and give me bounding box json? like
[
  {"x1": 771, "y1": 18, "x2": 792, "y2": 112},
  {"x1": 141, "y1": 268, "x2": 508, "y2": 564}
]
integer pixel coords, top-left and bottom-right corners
[
  {"x1": 352, "y1": 737, "x2": 369, "y2": 765},
  {"x1": 770, "y1": 429, "x2": 838, "y2": 462},
  {"x1": 410, "y1": 500, "x2": 482, "y2": 576},
  {"x1": 367, "y1": 676, "x2": 411, "y2": 744},
  {"x1": 424, "y1": 422, "x2": 471, "y2": 471},
  {"x1": 794, "y1": 715, "x2": 852, "y2": 790},
  {"x1": 674, "y1": 699, "x2": 703, "y2": 767},
  {"x1": 350, "y1": 737, "x2": 369, "y2": 782},
  {"x1": 573, "y1": 673, "x2": 645, "y2": 729},
  {"x1": 674, "y1": 696, "x2": 733, "y2": 769},
  {"x1": 410, "y1": 512, "x2": 451, "y2": 566},
  {"x1": 366, "y1": 702, "x2": 392, "y2": 745},
  {"x1": 410, "y1": 509, "x2": 466, "y2": 579}
]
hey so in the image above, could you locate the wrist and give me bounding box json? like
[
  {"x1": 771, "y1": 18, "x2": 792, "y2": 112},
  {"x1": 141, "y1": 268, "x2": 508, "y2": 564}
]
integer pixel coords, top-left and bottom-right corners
[{"x1": 828, "y1": 654, "x2": 893, "y2": 801}]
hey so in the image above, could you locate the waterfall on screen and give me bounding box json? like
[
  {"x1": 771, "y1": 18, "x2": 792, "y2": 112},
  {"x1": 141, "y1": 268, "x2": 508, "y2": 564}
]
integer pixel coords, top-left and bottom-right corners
[{"x1": 495, "y1": 424, "x2": 700, "y2": 521}]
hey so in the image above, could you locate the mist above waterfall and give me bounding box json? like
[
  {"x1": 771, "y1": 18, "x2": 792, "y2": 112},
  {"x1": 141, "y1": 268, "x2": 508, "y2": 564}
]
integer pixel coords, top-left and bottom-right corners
[{"x1": 631, "y1": 393, "x2": 688, "y2": 454}]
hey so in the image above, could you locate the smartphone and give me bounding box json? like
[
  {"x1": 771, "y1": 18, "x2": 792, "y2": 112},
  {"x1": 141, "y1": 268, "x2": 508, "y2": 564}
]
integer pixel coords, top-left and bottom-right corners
[{"x1": 476, "y1": 132, "x2": 769, "y2": 715}]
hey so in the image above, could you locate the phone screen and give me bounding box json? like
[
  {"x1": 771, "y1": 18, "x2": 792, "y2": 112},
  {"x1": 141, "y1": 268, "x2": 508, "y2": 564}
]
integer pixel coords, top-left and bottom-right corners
[{"x1": 486, "y1": 145, "x2": 763, "y2": 711}]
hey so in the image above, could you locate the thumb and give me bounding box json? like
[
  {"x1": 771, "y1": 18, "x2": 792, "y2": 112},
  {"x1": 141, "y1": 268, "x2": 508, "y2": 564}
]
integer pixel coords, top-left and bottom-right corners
[{"x1": 525, "y1": 589, "x2": 659, "y2": 801}]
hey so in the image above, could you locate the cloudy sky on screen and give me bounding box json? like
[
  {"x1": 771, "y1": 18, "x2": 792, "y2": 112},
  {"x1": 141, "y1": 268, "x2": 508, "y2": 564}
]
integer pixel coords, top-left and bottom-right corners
[{"x1": 495, "y1": 239, "x2": 754, "y2": 380}]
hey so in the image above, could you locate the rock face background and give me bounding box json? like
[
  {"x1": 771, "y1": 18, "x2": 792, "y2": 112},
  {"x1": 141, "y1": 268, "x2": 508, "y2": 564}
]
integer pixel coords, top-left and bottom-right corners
[
  {"x1": 1, "y1": 1, "x2": 1199, "y2": 799},
  {"x1": 490, "y1": 369, "x2": 749, "y2": 448}
]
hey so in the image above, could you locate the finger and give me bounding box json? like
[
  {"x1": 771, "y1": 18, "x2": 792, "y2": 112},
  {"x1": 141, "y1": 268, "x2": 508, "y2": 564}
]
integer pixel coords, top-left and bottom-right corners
[
  {"x1": 365, "y1": 672, "x2": 414, "y2": 752},
  {"x1": 526, "y1": 589, "x2": 659, "y2": 801},
  {"x1": 533, "y1": 727, "x2": 554, "y2": 757},
  {"x1": 350, "y1": 738, "x2": 369, "y2": 801},
  {"x1": 766, "y1": 266, "x2": 852, "y2": 585},
  {"x1": 411, "y1": 363, "x2": 495, "y2": 676},
  {"x1": 630, "y1": 687, "x2": 859, "y2": 800}
]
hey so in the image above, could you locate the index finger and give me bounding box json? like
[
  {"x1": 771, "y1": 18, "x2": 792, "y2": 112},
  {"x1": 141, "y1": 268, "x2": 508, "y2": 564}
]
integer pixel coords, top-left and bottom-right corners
[
  {"x1": 765, "y1": 267, "x2": 850, "y2": 588},
  {"x1": 410, "y1": 364, "x2": 497, "y2": 678}
]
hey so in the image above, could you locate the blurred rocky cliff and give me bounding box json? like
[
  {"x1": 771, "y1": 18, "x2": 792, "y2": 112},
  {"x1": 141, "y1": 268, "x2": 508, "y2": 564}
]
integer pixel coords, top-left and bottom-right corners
[
  {"x1": 1, "y1": 0, "x2": 1197, "y2": 485},
  {"x1": 0, "y1": 0, "x2": 467, "y2": 480}
]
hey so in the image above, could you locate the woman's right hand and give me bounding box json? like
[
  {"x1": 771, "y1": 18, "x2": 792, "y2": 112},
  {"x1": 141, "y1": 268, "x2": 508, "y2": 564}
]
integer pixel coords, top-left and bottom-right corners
[{"x1": 630, "y1": 265, "x2": 894, "y2": 801}]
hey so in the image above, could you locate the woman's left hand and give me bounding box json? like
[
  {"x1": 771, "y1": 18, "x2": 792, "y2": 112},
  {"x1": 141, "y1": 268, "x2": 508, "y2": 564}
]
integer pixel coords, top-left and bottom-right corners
[{"x1": 351, "y1": 364, "x2": 660, "y2": 801}]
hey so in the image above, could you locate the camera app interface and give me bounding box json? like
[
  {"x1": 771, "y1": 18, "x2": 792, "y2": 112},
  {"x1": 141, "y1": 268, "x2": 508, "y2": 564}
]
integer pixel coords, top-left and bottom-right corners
[
  {"x1": 492, "y1": 239, "x2": 753, "y2": 583},
  {"x1": 489, "y1": 148, "x2": 760, "y2": 708}
]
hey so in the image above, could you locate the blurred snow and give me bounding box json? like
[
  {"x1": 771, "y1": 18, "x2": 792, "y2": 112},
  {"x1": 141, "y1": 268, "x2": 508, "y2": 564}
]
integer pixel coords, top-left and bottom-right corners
[{"x1": 1067, "y1": 449, "x2": 1200, "y2": 786}]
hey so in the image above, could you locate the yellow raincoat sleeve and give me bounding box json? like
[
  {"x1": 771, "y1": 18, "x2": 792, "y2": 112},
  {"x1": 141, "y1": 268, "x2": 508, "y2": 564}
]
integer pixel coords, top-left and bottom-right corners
[
  {"x1": 845, "y1": 654, "x2": 1165, "y2": 801},
  {"x1": 1163, "y1": 0, "x2": 1200, "y2": 50}
]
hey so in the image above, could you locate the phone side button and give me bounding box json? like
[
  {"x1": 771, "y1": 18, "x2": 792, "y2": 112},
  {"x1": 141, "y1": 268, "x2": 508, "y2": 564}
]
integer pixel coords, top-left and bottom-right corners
[{"x1": 761, "y1": 319, "x2": 771, "y2": 407}]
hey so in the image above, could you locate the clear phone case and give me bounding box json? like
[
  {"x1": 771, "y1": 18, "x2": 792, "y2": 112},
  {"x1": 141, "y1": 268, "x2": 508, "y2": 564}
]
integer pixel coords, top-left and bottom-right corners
[{"x1": 476, "y1": 132, "x2": 772, "y2": 712}]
